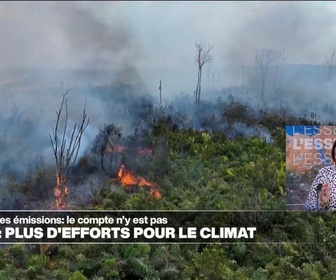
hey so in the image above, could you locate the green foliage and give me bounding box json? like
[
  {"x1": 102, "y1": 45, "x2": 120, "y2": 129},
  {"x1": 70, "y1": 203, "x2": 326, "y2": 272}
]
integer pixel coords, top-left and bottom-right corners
[
  {"x1": 59, "y1": 245, "x2": 76, "y2": 260},
  {"x1": 114, "y1": 244, "x2": 156, "y2": 279},
  {"x1": 53, "y1": 268, "x2": 71, "y2": 280},
  {"x1": 0, "y1": 265, "x2": 25, "y2": 280},
  {"x1": 101, "y1": 258, "x2": 119, "y2": 278},
  {"x1": 69, "y1": 253, "x2": 101, "y2": 278},
  {"x1": 95, "y1": 187, "x2": 128, "y2": 210},
  {"x1": 3, "y1": 96, "x2": 336, "y2": 279},
  {"x1": 0, "y1": 248, "x2": 6, "y2": 270},
  {"x1": 250, "y1": 267, "x2": 269, "y2": 280},
  {"x1": 183, "y1": 245, "x2": 248, "y2": 279},
  {"x1": 69, "y1": 271, "x2": 88, "y2": 280},
  {"x1": 6, "y1": 244, "x2": 29, "y2": 269}
]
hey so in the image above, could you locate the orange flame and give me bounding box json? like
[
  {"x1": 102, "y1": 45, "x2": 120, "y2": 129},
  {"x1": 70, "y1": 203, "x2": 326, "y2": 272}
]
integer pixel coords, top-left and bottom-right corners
[
  {"x1": 151, "y1": 189, "x2": 162, "y2": 199},
  {"x1": 117, "y1": 164, "x2": 162, "y2": 198},
  {"x1": 137, "y1": 148, "x2": 154, "y2": 155},
  {"x1": 107, "y1": 145, "x2": 153, "y2": 155},
  {"x1": 114, "y1": 145, "x2": 128, "y2": 153},
  {"x1": 117, "y1": 165, "x2": 138, "y2": 185},
  {"x1": 54, "y1": 172, "x2": 69, "y2": 209}
]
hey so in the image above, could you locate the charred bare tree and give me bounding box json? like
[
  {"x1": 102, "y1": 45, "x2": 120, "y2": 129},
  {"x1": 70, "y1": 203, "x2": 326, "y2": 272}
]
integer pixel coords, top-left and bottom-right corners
[
  {"x1": 159, "y1": 80, "x2": 162, "y2": 106},
  {"x1": 92, "y1": 123, "x2": 122, "y2": 173},
  {"x1": 273, "y1": 49, "x2": 286, "y2": 97},
  {"x1": 195, "y1": 43, "x2": 213, "y2": 104},
  {"x1": 325, "y1": 48, "x2": 335, "y2": 82},
  {"x1": 255, "y1": 49, "x2": 276, "y2": 99},
  {"x1": 49, "y1": 89, "x2": 89, "y2": 208},
  {"x1": 325, "y1": 48, "x2": 335, "y2": 95}
]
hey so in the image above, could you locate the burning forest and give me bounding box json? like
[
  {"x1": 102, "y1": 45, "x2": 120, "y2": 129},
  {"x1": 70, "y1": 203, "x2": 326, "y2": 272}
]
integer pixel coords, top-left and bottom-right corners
[
  {"x1": 1, "y1": 2, "x2": 336, "y2": 279},
  {"x1": 2, "y1": 23, "x2": 336, "y2": 211},
  {"x1": 48, "y1": 89, "x2": 162, "y2": 209},
  {"x1": 49, "y1": 90, "x2": 89, "y2": 209},
  {"x1": 117, "y1": 164, "x2": 162, "y2": 199},
  {"x1": 0, "y1": 77, "x2": 329, "y2": 279},
  {"x1": 0, "y1": 80, "x2": 331, "y2": 211}
]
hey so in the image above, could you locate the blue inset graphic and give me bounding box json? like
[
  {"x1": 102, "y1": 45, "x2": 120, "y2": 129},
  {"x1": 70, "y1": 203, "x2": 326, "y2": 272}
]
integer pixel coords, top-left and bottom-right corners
[
  {"x1": 286, "y1": 125, "x2": 330, "y2": 166},
  {"x1": 286, "y1": 126, "x2": 320, "y2": 136},
  {"x1": 317, "y1": 148, "x2": 330, "y2": 166}
]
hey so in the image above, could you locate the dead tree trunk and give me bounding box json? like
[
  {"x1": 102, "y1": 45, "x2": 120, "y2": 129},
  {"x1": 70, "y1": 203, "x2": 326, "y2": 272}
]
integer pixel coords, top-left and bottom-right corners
[
  {"x1": 256, "y1": 49, "x2": 276, "y2": 99},
  {"x1": 195, "y1": 43, "x2": 213, "y2": 104},
  {"x1": 159, "y1": 80, "x2": 162, "y2": 106},
  {"x1": 49, "y1": 89, "x2": 89, "y2": 208},
  {"x1": 325, "y1": 48, "x2": 335, "y2": 82},
  {"x1": 196, "y1": 66, "x2": 202, "y2": 103},
  {"x1": 273, "y1": 49, "x2": 285, "y2": 98},
  {"x1": 325, "y1": 48, "x2": 335, "y2": 95}
]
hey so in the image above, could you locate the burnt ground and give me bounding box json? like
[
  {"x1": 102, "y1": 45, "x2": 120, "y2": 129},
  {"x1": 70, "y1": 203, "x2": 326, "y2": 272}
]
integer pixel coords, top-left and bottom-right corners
[
  {"x1": 68, "y1": 173, "x2": 117, "y2": 209},
  {"x1": 4, "y1": 172, "x2": 116, "y2": 210}
]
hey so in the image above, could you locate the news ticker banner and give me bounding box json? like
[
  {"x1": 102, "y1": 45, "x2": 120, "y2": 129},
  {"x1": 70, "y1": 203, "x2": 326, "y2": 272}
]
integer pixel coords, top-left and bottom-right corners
[{"x1": 0, "y1": 210, "x2": 329, "y2": 244}]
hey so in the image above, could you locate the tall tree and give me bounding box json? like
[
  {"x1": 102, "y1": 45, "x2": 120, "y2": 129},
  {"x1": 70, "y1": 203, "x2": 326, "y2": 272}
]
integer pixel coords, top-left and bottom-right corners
[
  {"x1": 325, "y1": 48, "x2": 335, "y2": 82},
  {"x1": 325, "y1": 48, "x2": 335, "y2": 95},
  {"x1": 255, "y1": 49, "x2": 276, "y2": 99},
  {"x1": 92, "y1": 123, "x2": 122, "y2": 173},
  {"x1": 49, "y1": 89, "x2": 89, "y2": 208},
  {"x1": 195, "y1": 43, "x2": 213, "y2": 104},
  {"x1": 273, "y1": 49, "x2": 286, "y2": 97}
]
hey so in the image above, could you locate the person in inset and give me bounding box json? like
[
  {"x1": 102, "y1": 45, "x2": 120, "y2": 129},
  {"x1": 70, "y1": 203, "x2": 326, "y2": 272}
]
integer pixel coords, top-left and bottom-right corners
[{"x1": 305, "y1": 140, "x2": 336, "y2": 211}]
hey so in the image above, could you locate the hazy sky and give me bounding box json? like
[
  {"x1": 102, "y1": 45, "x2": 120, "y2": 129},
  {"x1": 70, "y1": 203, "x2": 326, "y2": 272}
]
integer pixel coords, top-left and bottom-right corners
[
  {"x1": 1, "y1": 1, "x2": 336, "y2": 94},
  {"x1": 1, "y1": 1, "x2": 336, "y2": 174},
  {"x1": 1, "y1": 1, "x2": 336, "y2": 69}
]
